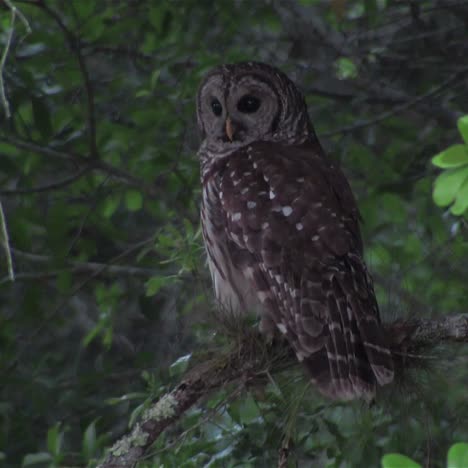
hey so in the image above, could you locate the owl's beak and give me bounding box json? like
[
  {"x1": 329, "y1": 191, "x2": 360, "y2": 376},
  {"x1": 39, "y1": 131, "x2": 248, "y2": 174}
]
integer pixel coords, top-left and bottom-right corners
[{"x1": 225, "y1": 117, "x2": 234, "y2": 142}]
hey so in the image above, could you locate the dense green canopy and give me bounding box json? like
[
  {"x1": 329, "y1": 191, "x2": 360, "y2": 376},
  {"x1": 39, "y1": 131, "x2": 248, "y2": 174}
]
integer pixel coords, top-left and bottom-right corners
[{"x1": 0, "y1": 1, "x2": 467, "y2": 466}]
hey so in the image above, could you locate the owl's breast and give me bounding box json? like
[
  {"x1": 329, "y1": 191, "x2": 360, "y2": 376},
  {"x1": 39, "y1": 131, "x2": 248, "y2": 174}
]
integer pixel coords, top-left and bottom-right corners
[{"x1": 201, "y1": 177, "x2": 262, "y2": 317}]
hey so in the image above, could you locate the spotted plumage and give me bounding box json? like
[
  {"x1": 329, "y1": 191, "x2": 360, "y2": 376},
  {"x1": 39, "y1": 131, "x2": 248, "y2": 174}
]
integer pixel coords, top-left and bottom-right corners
[{"x1": 197, "y1": 62, "x2": 393, "y2": 400}]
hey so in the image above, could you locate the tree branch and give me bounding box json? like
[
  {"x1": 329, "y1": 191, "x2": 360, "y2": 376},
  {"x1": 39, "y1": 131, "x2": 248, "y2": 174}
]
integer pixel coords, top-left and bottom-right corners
[
  {"x1": 34, "y1": 1, "x2": 98, "y2": 158},
  {"x1": 98, "y1": 314, "x2": 468, "y2": 467},
  {"x1": 0, "y1": 135, "x2": 158, "y2": 196},
  {"x1": 0, "y1": 248, "x2": 156, "y2": 285},
  {"x1": 321, "y1": 68, "x2": 468, "y2": 137},
  {"x1": 0, "y1": 165, "x2": 92, "y2": 195}
]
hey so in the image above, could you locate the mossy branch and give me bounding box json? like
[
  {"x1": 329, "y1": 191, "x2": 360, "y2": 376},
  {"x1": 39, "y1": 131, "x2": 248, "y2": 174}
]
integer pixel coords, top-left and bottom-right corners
[{"x1": 98, "y1": 314, "x2": 468, "y2": 467}]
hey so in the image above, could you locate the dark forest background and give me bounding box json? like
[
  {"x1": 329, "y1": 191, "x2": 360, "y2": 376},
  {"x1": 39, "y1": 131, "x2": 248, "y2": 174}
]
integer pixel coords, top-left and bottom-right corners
[{"x1": 0, "y1": 1, "x2": 467, "y2": 467}]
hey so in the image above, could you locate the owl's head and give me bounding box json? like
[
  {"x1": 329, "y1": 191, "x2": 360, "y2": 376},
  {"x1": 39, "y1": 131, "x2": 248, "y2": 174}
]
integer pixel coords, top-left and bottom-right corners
[{"x1": 196, "y1": 62, "x2": 314, "y2": 153}]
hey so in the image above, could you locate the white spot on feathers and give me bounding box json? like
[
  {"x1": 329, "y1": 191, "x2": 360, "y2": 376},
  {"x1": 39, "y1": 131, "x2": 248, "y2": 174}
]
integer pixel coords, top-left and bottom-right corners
[
  {"x1": 247, "y1": 201, "x2": 256, "y2": 209},
  {"x1": 243, "y1": 266, "x2": 255, "y2": 279},
  {"x1": 296, "y1": 223, "x2": 304, "y2": 231},
  {"x1": 277, "y1": 323, "x2": 287, "y2": 334},
  {"x1": 232, "y1": 212, "x2": 242, "y2": 221},
  {"x1": 257, "y1": 291, "x2": 269, "y2": 303},
  {"x1": 312, "y1": 235, "x2": 319, "y2": 241},
  {"x1": 269, "y1": 190, "x2": 276, "y2": 200},
  {"x1": 261, "y1": 222, "x2": 269, "y2": 229},
  {"x1": 282, "y1": 206, "x2": 293, "y2": 217},
  {"x1": 296, "y1": 351, "x2": 306, "y2": 362}
]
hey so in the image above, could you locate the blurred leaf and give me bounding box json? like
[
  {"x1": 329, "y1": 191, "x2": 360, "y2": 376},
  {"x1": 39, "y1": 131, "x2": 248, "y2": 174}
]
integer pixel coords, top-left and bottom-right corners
[
  {"x1": 102, "y1": 194, "x2": 121, "y2": 218},
  {"x1": 239, "y1": 394, "x2": 261, "y2": 425},
  {"x1": 433, "y1": 166, "x2": 468, "y2": 207},
  {"x1": 125, "y1": 189, "x2": 143, "y2": 212},
  {"x1": 47, "y1": 424, "x2": 63, "y2": 457},
  {"x1": 458, "y1": 115, "x2": 468, "y2": 145},
  {"x1": 22, "y1": 453, "x2": 53, "y2": 467},
  {"x1": 151, "y1": 69, "x2": 161, "y2": 90},
  {"x1": 335, "y1": 57, "x2": 358, "y2": 80},
  {"x1": 145, "y1": 275, "x2": 173, "y2": 296},
  {"x1": 432, "y1": 144, "x2": 468, "y2": 168},
  {"x1": 381, "y1": 453, "x2": 421, "y2": 468},
  {"x1": 450, "y1": 178, "x2": 468, "y2": 216},
  {"x1": 448, "y1": 442, "x2": 468, "y2": 468},
  {"x1": 169, "y1": 353, "x2": 192, "y2": 377},
  {"x1": 82, "y1": 420, "x2": 98, "y2": 459}
]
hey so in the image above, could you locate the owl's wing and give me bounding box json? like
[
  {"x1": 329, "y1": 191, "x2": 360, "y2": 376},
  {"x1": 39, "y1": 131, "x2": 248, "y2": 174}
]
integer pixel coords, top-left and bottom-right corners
[{"x1": 217, "y1": 140, "x2": 393, "y2": 400}]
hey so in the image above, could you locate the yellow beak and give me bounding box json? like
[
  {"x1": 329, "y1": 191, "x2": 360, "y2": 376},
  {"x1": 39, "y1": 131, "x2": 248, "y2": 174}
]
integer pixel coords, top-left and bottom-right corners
[{"x1": 225, "y1": 117, "x2": 234, "y2": 142}]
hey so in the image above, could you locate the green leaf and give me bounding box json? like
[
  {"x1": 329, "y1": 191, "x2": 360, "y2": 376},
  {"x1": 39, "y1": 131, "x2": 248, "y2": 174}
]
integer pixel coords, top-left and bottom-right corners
[
  {"x1": 82, "y1": 420, "x2": 97, "y2": 459},
  {"x1": 125, "y1": 189, "x2": 143, "y2": 212},
  {"x1": 239, "y1": 394, "x2": 261, "y2": 425},
  {"x1": 335, "y1": 57, "x2": 358, "y2": 80},
  {"x1": 47, "y1": 424, "x2": 63, "y2": 456},
  {"x1": 169, "y1": 353, "x2": 192, "y2": 377},
  {"x1": 458, "y1": 115, "x2": 468, "y2": 145},
  {"x1": 22, "y1": 453, "x2": 53, "y2": 467},
  {"x1": 381, "y1": 453, "x2": 421, "y2": 468},
  {"x1": 448, "y1": 442, "x2": 468, "y2": 468},
  {"x1": 432, "y1": 144, "x2": 468, "y2": 168},
  {"x1": 433, "y1": 166, "x2": 468, "y2": 207},
  {"x1": 150, "y1": 69, "x2": 161, "y2": 90},
  {"x1": 102, "y1": 194, "x2": 121, "y2": 218},
  {"x1": 145, "y1": 275, "x2": 172, "y2": 296},
  {"x1": 450, "y1": 177, "x2": 468, "y2": 216}
]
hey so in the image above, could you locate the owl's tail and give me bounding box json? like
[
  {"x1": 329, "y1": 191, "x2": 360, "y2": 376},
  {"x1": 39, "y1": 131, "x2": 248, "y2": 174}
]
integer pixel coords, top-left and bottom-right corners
[{"x1": 297, "y1": 258, "x2": 394, "y2": 401}]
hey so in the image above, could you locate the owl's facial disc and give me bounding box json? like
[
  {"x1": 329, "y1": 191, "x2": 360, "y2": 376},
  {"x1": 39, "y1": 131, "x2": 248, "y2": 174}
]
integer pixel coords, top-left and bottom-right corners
[{"x1": 198, "y1": 74, "x2": 279, "y2": 148}]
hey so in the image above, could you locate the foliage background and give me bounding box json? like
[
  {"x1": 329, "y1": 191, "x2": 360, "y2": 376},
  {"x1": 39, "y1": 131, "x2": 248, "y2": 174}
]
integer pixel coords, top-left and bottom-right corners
[{"x1": 0, "y1": 0, "x2": 467, "y2": 466}]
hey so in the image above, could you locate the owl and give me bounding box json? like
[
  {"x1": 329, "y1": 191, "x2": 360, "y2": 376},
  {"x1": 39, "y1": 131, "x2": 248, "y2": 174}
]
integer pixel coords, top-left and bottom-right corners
[{"x1": 196, "y1": 62, "x2": 393, "y2": 400}]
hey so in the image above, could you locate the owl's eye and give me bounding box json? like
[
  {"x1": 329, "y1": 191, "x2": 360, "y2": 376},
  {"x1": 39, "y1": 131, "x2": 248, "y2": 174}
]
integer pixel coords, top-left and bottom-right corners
[
  {"x1": 237, "y1": 95, "x2": 261, "y2": 114},
  {"x1": 211, "y1": 98, "x2": 223, "y2": 116}
]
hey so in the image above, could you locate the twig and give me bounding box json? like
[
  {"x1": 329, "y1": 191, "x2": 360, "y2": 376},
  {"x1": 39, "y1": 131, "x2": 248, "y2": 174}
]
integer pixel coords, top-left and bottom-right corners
[
  {"x1": 0, "y1": 4, "x2": 15, "y2": 118},
  {"x1": 33, "y1": 2, "x2": 98, "y2": 158},
  {"x1": 0, "y1": 247, "x2": 157, "y2": 285},
  {"x1": 97, "y1": 314, "x2": 468, "y2": 467},
  {"x1": 1, "y1": 235, "x2": 156, "y2": 376},
  {"x1": 0, "y1": 135, "x2": 157, "y2": 195},
  {"x1": 0, "y1": 200, "x2": 14, "y2": 281},
  {"x1": 0, "y1": 165, "x2": 92, "y2": 195},
  {"x1": 322, "y1": 68, "x2": 468, "y2": 137},
  {"x1": 0, "y1": 0, "x2": 31, "y2": 118}
]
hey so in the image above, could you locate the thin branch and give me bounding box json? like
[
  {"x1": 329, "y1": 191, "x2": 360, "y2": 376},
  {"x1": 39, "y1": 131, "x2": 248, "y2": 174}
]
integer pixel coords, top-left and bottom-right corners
[
  {"x1": 0, "y1": 0, "x2": 31, "y2": 118},
  {"x1": 0, "y1": 247, "x2": 156, "y2": 285},
  {"x1": 0, "y1": 135, "x2": 158, "y2": 196},
  {"x1": 0, "y1": 200, "x2": 14, "y2": 281},
  {"x1": 33, "y1": 1, "x2": 98, "y2": 158},
  {"x1": 1, "y1": 235, "x2": 156, "y2": 376},
  {"x1": 0, "y1": 3, "x2": 15, "y2": 118},
  {"x1": 322, "y1": 68, "x2": 468, "y2": 137},
  {"x1": 98, "y1": 314, "x2": 468, "y2": 467},
  {"x1": 0, "y1": 165, "x2": 92, "y2": 195}
]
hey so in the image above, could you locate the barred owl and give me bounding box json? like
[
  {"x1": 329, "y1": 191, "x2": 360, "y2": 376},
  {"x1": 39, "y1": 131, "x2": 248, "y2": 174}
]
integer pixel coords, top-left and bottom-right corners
[{"x1": 197, "y1": 62, "x2": 393, "y2": 400}]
